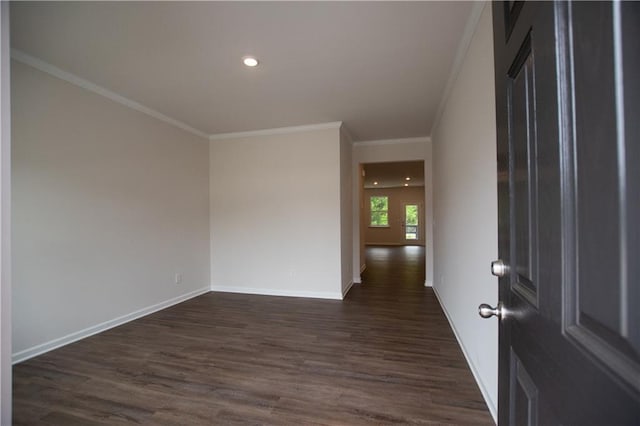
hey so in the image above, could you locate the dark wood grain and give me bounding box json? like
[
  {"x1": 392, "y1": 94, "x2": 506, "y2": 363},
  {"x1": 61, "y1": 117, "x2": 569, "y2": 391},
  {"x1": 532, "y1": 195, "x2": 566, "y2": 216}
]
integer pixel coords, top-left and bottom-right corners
[
  {"x1": 493, "y1": 1, "x2": 640, "y2": 424},
  {"x1": 13, "y1": 246, "x2": 493, "y2": 425}
]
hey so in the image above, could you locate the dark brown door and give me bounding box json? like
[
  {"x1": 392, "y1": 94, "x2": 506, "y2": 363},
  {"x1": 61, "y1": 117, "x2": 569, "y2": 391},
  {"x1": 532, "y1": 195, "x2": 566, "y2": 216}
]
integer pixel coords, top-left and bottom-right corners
[{"x1": 491, "y1": 1, "x2": 639, "y2": 424}]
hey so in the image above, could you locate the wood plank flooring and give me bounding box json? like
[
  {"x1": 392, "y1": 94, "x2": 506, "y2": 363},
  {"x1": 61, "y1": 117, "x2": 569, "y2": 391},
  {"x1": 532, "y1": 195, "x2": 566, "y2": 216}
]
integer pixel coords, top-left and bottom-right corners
[{"x1": 13, "y1": 245, "x2": 493, "y2": 425}]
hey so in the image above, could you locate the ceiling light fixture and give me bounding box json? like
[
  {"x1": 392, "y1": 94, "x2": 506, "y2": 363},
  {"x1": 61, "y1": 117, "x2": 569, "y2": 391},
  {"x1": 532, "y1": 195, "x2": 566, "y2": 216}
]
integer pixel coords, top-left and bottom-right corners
[
  {"x1": 404, "y1": 183, "x2": 409, "y2": 187},
  {"x1": 405, "y1": 177, "x2": 411, "y2": 181},
  {"x1": 373, "y1": 181, "x2": 378, "y2": 185},
  {"x1": 243, "y1": 56, "x2": 259, "y2": 67}
]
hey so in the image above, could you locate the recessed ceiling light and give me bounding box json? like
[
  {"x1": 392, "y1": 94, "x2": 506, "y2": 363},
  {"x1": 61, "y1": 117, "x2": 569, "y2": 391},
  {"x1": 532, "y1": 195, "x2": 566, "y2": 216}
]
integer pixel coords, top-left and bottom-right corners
[
  {"x1": 404, "y1": 183, "x2": 409, "y2": 187},
  {"x1": 243, "y1": 56, "x2": 259, "y2": 67},
  {"x1": 405, "y1": 177, "x2": 411, "y2": 181},
  {"x1": 373, "y1": 181, "x2": 378, "y2": 185}
]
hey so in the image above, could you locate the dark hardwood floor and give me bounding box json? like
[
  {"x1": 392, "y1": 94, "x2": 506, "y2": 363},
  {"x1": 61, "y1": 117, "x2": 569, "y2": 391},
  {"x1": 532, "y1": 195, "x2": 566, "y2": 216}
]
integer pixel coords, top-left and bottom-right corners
[{"x1": 13, "y1": 245, "x2": 493, "y2": 425}]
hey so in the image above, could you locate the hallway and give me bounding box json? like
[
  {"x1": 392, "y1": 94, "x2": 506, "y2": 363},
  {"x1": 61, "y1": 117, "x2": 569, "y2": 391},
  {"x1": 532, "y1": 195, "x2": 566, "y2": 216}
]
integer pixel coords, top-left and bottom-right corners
[
  {"x1": 13, "y1": 246, "x2": 492, "y2": 424},
  {"x1": 361, "y1": 245, "x2": 427, "y2": 292}
]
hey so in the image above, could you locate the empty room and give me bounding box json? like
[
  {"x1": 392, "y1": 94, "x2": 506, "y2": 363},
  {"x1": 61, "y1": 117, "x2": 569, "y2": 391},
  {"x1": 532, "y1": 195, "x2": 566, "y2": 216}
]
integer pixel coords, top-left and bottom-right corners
[{"x1": 1, "y1": 1, "x2": 638, "y2": 425}]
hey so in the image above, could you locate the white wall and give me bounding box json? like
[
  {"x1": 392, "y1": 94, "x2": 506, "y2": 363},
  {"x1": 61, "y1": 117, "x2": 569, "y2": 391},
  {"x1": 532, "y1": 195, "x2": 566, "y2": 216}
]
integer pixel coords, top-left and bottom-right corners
[
  {"x1": 352, "y1": 137, "x2": 432, "y2": 285},
  {"x1": 431, "y1": 3, "x2": 498, "y2": 421},
  {"x1": 11, "y1": 60, "x2": 210, "y2": 361},
  {"x1": 0, "y1": 2, "x2": 11, "y2": 422},
  {"x1": 209, "y1": 125, "x2": 345, "y2": 300}
]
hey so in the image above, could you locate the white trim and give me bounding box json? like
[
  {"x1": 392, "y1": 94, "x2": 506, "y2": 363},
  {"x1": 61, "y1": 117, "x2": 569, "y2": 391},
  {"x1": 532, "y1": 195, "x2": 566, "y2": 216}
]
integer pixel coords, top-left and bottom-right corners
[
  {"x1": 424, "y1": 280, "x2": 433, "y2": 287},
  {"x1": 0, "y1": 3, "x2": 11, "y2": 423},
  {"x1": 12, "y1": 287, "x2": 211, "y2": 364},
  {"x1": 430, "y1": 1, "x2": 486, "y2": 136},
  {"x1": 353, "y1": 136, "x2": 431, "y2": 147},
  {"x1": 209, "y1": 121, "x2": 342, "y2": 141},
  {"x1": 9, "y1": 50, "x2": 346, "y2": 144},
  {"x1": 211, "y1": 285, "x2": 343, "y2": 301},
  {"x1": 10, "y1": 49, "x2": 210, "y2": 140},
  {"x1": 342, "y1": 280, "x2": 354, "y2": 299},
  {"x1": 339, "y1": 123, "x2": 356, "y2": 145},
  {"x1": 432, "y1": 285, "x2": 498, "y2": 424}
]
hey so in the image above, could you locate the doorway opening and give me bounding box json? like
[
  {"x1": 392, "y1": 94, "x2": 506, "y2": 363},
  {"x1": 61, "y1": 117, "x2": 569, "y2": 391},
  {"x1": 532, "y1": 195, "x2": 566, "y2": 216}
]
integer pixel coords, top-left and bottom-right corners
[{"x1": 360, "y1": 161, "x2": 425, "y2": 250}]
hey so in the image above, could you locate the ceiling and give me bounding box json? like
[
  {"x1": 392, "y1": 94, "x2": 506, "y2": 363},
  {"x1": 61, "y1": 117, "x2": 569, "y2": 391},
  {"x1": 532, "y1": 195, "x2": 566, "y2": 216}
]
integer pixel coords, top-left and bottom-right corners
[
  {"x1": 10, "y1": 1, "x2": 475, "y2": 141},
  {"x1": 363, "y1": 161, "x2": 424, "y2": 189}
]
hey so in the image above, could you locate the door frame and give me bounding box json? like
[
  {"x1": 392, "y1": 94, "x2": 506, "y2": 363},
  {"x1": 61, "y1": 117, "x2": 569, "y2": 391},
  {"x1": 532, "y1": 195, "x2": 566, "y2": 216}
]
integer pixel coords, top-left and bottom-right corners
[
  {"x1": 351, "y1": 148, "x2": 433, "y2": 286},
  {"x1": 0, "y1": 2, "x2": 12, "y2": 423}
]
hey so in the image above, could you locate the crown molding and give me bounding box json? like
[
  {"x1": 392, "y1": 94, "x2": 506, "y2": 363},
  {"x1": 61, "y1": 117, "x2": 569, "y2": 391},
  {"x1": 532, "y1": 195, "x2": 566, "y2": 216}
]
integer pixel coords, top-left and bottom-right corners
[
  {"x1": 339, "y1": 123, "x2": 356, "y2": 144},
  {"x1": 430, "y1": 1, "x2": 486, "y2": 136},
  {"x1": 209, "y1": 121, "x2": 342, "y2": 141},
  {"x1": 353, "y1": 136, "x2": 431, "y2": 147},
  {"x1": 12, "y1": 49, "x2": 341, "y2": 142},
  {"x1": 11, "y1": 49, "x2": 209, "y2": 140},
  {"x1": 11, "y1": 49, "x2": 432, "y2": 145}
]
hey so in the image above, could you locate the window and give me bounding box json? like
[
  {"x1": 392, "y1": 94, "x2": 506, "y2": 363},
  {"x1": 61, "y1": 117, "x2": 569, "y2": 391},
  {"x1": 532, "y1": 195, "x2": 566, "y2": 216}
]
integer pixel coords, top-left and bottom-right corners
[
  {"x1": 404, "y1": 204, "x2": 419, "y2": 240},
  {"x1": 370, "y1": 196, "x2": 389, "y2": 226}
]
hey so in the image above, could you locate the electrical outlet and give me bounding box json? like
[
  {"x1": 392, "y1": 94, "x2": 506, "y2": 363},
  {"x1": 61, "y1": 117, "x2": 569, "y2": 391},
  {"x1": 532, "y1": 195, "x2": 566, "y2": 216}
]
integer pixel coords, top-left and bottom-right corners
[{"x1": 175, "y1": 273, "x2": 182, "y2": 284}]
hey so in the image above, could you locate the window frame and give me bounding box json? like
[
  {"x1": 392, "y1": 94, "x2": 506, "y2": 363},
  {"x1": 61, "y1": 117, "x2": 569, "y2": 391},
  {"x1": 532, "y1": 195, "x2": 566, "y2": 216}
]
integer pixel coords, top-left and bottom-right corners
[{"x1": 369, "y1": 195, "x2": 390, "y2": 227}]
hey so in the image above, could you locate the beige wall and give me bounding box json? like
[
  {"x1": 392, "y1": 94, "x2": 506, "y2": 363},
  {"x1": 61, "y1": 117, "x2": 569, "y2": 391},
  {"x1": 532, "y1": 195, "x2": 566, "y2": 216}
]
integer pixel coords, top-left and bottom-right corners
[
  {"x1": 431, "y1": 3, "x2": 498, "y2": 420},
  {"x1": 209, "y1": 125, "x2": 346, "y2": 299},
  {"x1": 12, "y1": 60, "x2": 210, "y2": 361},
  {"x1": 364, "y1": 186, "x2": 425, "y2": 246}
]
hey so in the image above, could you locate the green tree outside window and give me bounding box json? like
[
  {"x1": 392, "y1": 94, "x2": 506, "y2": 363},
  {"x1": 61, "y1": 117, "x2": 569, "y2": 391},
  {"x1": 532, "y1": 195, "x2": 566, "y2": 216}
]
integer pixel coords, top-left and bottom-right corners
[
  {"x1": 370, "y1": 196, "x2": 389, "y2": 226},
  {"x1": 405, "y1": 204, "x2": 418, "y2": 225}
]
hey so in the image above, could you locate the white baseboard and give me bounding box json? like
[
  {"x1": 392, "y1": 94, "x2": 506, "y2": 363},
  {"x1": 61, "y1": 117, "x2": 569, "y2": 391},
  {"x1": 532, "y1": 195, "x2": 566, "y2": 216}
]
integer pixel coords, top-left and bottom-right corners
[
  {"x1": 211, "y1": 284, "x2": 343, "y2": 300},
  {"x1": 12, "y1": 286, "x2": 211, "y2": 365},
  {"x1": 342, "y1": 280, "x2": 354, "y2": 299},
  {"x1": 432, "y1": 286, "x2": 498, "y2": 424},
  {"x1": 424, "y1": 280, "x2": 433, "y2": 287}
]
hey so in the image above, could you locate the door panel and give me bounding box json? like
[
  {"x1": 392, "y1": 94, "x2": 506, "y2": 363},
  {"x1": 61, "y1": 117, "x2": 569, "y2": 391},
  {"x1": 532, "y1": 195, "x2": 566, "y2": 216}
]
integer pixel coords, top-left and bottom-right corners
[
  {"x1": 510, "y1": 349, "x2": 538, "y2": 426},
  {"x1": 558, "y1": 0, "x2": 640, "y2": 396},
  {"x1": 507, "y1": 32, "x2": 538, "y2": 306},
  {"x1": 493, "y1": 1, "x2": 640, "y2": 424},
  {"x1": 572, "y1": 2, "x2": 620, "y2": 335}
]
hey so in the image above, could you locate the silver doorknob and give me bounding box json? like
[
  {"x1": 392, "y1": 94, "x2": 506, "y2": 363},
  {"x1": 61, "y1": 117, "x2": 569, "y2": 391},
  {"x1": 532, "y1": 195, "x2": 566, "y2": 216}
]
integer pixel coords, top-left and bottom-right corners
[
  {"x1": 491, "y1": 259, "x2": 508, "y2": 277},
  {"x1": 478, "y1": 302, "x2": 503, "y2": 319}
]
